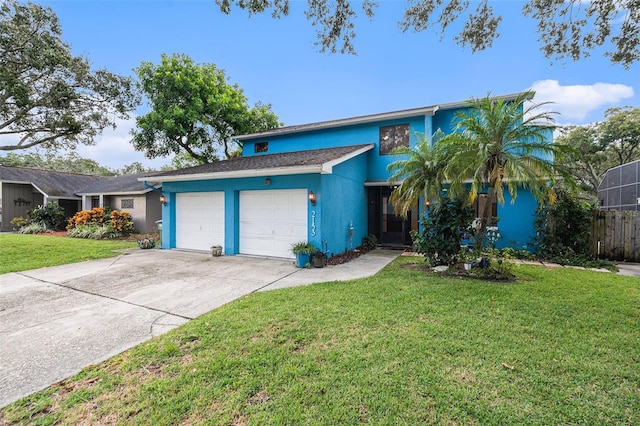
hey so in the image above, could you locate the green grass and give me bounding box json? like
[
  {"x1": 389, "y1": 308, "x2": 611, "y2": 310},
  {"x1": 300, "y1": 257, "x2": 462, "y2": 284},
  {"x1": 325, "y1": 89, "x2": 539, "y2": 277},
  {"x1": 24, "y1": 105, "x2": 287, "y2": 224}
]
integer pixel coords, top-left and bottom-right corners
[
  {"x1": 0, "y1": 234, "x2": 137, "y2": 274},
  {"x1": 3, "y1": 258, "x2": 639, "y2": 425}
]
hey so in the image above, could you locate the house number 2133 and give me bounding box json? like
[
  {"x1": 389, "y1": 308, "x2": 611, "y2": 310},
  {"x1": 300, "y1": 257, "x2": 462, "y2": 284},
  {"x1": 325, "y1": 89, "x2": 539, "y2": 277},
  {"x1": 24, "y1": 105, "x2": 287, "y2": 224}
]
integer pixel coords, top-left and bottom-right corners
[{"x1": 311, "y1": 211, "x2": 316, "y2": 237}]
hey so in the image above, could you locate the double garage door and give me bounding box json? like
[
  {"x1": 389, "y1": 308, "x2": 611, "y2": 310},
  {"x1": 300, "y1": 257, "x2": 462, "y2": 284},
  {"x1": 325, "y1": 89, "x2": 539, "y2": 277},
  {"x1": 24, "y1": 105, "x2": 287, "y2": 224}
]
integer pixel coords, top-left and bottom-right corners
[{"x1": 175, "y1": 189, "x2": 308, "y2": 259}]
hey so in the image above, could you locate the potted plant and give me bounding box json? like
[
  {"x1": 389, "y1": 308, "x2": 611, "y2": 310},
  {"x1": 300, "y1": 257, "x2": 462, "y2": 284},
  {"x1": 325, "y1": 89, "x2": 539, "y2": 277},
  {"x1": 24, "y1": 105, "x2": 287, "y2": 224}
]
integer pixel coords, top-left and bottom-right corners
[
  {"x1": 138, "y1": 237, "x2": 156, "y2": 249},
  {"x1": 291, "y1": 241, "x2": 317, "y2": 268},
  {"x1": 459, "y1": 245, "x2": 474, "y2": 271},
  {"x1": 312, "y1": 251, "x2": 327, "y2": 268}
]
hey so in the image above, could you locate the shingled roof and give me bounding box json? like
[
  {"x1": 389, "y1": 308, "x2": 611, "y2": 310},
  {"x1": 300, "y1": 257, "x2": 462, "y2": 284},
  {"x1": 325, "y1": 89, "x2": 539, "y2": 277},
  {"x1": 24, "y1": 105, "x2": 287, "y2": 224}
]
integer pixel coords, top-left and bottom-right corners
[
  {"x1": 0, "y1": 165, "x2": 108, "y2": 198},
  {"x1": 143, "y1": 144, "x2": 375, "y2": 183},
  {"x1": 76, "y1": 172, "x2": 164, "y2": 195}
]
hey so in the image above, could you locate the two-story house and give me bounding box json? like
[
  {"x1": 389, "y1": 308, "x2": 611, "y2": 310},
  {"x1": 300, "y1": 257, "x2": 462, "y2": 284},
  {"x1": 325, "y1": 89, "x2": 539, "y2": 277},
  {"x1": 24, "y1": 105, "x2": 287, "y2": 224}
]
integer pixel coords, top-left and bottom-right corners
[{"x1": 142, "y1": 93, "x2": 543, "y2": 259}]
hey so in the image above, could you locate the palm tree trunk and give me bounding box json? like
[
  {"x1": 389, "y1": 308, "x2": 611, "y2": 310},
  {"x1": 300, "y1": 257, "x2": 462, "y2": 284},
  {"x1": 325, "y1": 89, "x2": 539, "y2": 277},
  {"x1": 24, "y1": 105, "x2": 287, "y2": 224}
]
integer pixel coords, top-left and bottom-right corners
[{"x1": 475, "y1": 185, "x2": 496, "y2": 250}]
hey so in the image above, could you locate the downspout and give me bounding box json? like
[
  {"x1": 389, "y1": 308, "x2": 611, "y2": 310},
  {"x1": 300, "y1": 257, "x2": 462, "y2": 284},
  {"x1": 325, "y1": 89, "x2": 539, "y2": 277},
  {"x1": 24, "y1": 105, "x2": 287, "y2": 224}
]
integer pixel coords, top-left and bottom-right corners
[{"x1": 143, "y1": 181, "x2": 163, "y2": 196}]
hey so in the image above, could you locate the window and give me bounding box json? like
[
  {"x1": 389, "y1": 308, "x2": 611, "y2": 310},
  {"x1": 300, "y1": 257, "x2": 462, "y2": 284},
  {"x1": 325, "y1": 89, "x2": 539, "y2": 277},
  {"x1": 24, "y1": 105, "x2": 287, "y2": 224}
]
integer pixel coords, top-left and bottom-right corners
[
  {"x1": 475, "y1": 194, "x2": 498, "y2": 223},
  {"x1": 379, "y1": 124, "x2": 410, "y2": 155},
  {"x1": 255, "y1": 142, "x2": 269, "y2": 153},
  {"x1": 121, "y1": 198, "x2": 134, "y2": 209}
]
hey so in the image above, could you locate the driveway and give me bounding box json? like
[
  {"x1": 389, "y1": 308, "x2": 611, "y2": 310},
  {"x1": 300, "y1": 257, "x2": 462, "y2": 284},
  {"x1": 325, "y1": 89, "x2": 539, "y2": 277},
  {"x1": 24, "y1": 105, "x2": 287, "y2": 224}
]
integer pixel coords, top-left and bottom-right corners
[{"x1": 0, "y1": 248, "x2": 399, "y2": 408}]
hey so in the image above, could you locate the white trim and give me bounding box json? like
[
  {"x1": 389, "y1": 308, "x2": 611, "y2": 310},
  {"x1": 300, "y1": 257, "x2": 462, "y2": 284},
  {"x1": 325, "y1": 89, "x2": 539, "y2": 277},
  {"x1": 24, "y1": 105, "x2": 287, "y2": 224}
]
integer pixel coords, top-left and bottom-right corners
[
  {"x1": 364, "y1": 181, "x2": 393, "y2": 187},
  {"x1": 76, "y1": 189, "x2": 155, "y2": 196},
  {"x1": 142, "y1": 165, "x2": 322, "y2": 183},
  {"x1": 321, "y1": 144, "x2": 374, "y2": 173},
  {"x1": 237, "y1": 109, "x2": 437, "y2": 140}
]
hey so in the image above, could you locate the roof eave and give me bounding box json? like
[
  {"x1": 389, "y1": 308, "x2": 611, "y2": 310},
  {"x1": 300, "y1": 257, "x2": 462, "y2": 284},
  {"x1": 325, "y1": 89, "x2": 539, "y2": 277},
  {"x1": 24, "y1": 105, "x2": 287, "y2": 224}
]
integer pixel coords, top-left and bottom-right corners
[
  {"x1": 236, "y1": 107, "x2": 438, "y2": 141},
  {"x1": 76, "y1": 188, "x2": 155, "y2": 196},
  {"x1": 321, "y1": 144, "x2": 374, "y2": 173},
  {"x1": 139, "y1": 165, "x2": 324, "y2": 183}
]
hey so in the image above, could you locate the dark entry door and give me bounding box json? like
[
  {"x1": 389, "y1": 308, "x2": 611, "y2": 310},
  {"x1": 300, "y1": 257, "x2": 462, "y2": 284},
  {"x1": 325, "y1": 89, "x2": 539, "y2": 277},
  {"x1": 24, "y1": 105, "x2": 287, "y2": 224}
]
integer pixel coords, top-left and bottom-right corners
[
  {"x1": 368, "y1": 187, "x2": 413, "y2": 245},
  {"x1": 381, "y1": 191, "x2": 406, "y2": 244}
]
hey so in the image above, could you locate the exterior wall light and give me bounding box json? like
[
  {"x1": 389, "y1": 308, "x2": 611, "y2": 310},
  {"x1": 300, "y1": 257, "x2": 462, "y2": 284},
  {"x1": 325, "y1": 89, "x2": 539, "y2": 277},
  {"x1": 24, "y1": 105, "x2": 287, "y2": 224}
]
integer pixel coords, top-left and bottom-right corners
[
  {"x1": 160, "y1": 195, "x2": 167, "y2": 206},
  {"x1": 264, "y1": 178, "x2": 271, "y2": 185},
  {"x1": 309, "y1": 190, "x2": 316, "y2": 206}
]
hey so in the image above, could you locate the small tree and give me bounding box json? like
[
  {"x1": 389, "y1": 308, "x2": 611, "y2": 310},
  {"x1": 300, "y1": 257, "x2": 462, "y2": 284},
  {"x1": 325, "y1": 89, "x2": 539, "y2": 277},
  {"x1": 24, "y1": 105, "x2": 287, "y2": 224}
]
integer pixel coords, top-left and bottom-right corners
[
  {"x1": 534, "y1": 188, "x2": 595, "y2": 261},
  {"x1": 387, "y1": 131, "x2": 447, "y2": 218},
  {"x1": 442, "y1": 91, "x2": 572, "y2": 250},
  {"x1": 411, "y1": 196, "x2": 475, "y2": 266}
]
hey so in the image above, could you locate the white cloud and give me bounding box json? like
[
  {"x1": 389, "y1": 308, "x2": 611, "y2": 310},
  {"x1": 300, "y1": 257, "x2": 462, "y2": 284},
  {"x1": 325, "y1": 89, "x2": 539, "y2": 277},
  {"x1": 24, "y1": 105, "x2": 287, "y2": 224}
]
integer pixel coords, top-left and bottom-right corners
[{"x1": 528, "y1": 79, "x2": 635, "y2": 123}]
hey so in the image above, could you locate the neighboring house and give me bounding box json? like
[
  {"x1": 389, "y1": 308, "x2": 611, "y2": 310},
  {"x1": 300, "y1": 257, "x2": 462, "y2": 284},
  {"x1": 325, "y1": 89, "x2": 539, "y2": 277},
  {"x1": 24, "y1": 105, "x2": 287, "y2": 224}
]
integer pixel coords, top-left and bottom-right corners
[
  {"x1": 597, "y1": 160, "x2": 640, "y2": 211},
  {"x1": 75, "y1": 173, "x2": 163, "y2": 233},
  {"x1": 0, "y1": 165, "x2": 105, "y2": 232},
  {"x1": 141, "y1": 93, "x2": 543, "y2": 259},
  {"x1": 0, "y1": 166, "x2": 163, "y2": 233}
]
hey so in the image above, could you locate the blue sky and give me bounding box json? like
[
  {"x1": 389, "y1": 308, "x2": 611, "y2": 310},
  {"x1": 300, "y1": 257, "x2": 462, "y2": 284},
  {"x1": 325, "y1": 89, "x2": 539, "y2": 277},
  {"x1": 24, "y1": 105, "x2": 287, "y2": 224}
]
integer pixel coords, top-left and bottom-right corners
[{"x1": 38, "y1": 0, "x2": 639, "y2": 169}]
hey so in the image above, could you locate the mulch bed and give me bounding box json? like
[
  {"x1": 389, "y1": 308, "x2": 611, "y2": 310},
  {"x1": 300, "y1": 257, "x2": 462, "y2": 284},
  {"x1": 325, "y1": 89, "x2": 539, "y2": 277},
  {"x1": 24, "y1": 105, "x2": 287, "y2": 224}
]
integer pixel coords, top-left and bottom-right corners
[
  {"x1": 402, "y1": 261, "x2": 517, "y2": 282},
  {"x1": 326, "y1": 246, "x2": 372, "y2": 265}
]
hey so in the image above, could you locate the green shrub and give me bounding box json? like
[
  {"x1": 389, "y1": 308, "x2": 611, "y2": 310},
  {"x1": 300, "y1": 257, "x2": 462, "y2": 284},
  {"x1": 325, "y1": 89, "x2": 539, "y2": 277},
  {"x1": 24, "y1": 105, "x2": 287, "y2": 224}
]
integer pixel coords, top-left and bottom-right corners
[
  {"x1": 18, "y1": 222, "x2": 47, "y2": 234},
  {"x1": 534, "y1": 189, "x2": 604, "y2": 267},
  {"x1": 67, "y1": 223, "x2": 119, "y2": 240},
  {"x1": 411, "y1": 196, "x2": 474, "y2": 266},
  {"x1": 28, "y1": 202, "x2": 67, "y2": 231},
  {"x1": 361, "y1": 234, "x2": 378, "y2": 250},
  {"x1": 10, "y1": 217, "x2": 28, "y2": 228},
  {"x1": 67, "y1": 207, "x2": 134, "y2": 238}
]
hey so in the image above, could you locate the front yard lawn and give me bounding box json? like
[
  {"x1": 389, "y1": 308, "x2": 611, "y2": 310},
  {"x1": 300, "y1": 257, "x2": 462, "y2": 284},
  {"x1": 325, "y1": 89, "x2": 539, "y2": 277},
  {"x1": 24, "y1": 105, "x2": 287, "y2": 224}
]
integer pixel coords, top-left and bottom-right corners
[
  {"x1": 3, "y1": 256, "x2": 639, "y2": 425},
  {"x1": 0, "y1": 234, "x2": 137, "y2": 274}
]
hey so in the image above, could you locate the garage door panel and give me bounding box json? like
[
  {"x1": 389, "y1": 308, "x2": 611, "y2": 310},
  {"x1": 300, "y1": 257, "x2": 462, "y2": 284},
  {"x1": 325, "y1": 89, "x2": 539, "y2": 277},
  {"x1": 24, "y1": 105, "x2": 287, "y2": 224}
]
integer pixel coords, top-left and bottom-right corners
[
  {"x1": 176, "y1": 192, "x2": 225, "y2": 251},
  {"x1": 240, "y1": 189, "x2": 307, "y2": 259}
]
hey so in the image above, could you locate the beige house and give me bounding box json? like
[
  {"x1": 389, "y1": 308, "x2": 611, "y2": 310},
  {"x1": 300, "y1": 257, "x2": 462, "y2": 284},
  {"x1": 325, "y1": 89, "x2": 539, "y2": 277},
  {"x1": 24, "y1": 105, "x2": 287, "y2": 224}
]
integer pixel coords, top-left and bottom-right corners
[
  {"x1": 0, "y1": 165, "x2": 162, "y2": 233},
  {"x1": 76, "y1": 173, "x2": 163, "y2": 234}
]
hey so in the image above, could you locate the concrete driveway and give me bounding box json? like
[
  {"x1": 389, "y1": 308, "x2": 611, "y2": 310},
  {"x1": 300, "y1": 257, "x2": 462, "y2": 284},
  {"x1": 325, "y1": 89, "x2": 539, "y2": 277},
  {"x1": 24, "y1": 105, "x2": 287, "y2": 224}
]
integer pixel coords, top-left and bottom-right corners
[{"x1": 0, "y1": 249, "x2": 400, "y2": 408}]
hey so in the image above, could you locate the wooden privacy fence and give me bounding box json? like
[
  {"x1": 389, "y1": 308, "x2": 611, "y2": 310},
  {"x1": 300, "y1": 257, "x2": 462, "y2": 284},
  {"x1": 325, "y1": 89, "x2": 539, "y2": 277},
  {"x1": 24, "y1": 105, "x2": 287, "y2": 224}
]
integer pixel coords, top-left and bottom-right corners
[{"x1": 591, "y1": 210, "x2": 640, "y2": 262}]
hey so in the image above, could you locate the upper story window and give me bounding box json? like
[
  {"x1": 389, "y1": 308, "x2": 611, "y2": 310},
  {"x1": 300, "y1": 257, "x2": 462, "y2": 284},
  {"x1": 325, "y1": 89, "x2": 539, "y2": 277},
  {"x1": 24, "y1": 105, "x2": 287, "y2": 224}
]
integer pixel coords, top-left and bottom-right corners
[
  {"x1": 254, "y1": 142, "x2": 269, "y2": 153},
  {"x1": 379, "y1": 124, "x2": 410, "y2": 155}
]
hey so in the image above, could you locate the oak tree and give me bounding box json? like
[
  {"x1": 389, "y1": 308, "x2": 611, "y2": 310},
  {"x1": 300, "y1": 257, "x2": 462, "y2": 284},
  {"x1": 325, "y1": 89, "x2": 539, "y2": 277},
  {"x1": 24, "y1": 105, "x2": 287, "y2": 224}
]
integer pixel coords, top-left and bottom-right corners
[
  {"x1": 214, "y1": 0, "x2": 640, "y2": 68},
  {"x1": 132, "y1": 53, "x2": 280, "y2": 164},
  {"x1": 0, "y1": 0, "x2": 139, "y2": 151},
  {"x1": 556, "y1": 106, "x2": 640, "y2": 197}
]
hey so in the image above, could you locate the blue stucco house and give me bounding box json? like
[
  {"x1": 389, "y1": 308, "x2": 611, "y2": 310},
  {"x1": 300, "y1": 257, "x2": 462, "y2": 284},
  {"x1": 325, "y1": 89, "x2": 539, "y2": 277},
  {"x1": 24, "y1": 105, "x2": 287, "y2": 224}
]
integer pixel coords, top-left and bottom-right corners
[{"x1": 141, "y1": 93, "x2": 542, "y2": 259}]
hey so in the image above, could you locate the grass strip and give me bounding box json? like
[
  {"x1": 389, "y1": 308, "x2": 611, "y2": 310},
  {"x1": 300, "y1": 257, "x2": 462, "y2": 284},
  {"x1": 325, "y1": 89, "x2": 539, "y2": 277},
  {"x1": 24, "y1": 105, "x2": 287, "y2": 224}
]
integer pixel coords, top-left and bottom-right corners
[{"x1": 0, "y1": 234, "x2": 137, "y2": 274}]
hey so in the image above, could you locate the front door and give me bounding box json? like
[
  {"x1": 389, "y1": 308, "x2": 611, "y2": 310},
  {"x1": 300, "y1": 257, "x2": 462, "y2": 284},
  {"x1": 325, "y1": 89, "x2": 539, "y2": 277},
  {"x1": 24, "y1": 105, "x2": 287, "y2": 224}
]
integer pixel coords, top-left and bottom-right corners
[{"x1": 368, "y1": 187, "x2": 415, "y2": 246}]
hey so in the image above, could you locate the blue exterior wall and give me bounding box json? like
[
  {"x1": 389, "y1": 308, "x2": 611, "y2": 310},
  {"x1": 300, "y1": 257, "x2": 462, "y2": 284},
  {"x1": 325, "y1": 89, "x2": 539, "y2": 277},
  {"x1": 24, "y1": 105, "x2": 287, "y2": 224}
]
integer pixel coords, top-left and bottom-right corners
[
  {"x1": 494, "y1": 190, "x2": 539, "y2": 250},
  {"x1": 160, "y1": 99, "x2": 548, "y2": 256},
  {"x1": 243, "y1": 116, "x2": 429, "y2": 182},
  {"x1": 318, "y1": 153, "x2": 369, "y2": 256},
  {"x1": 160, "y1": 153, "x2": 369, "y2": 256},
  {"x1": 162, "y1": 174, "x2": 320, "y2": 253}
]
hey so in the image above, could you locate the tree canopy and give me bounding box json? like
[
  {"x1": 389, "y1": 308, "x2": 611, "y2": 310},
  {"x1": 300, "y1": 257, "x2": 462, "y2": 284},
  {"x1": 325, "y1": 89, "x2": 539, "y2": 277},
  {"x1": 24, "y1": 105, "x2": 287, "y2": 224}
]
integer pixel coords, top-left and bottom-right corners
[
  {"x1": 556, "y1": 106, "x2": 640, "y2": 197},
  {"x1": 131, "y1": 53, "x2": 281, "y2": 164},
  {"x1": 0, "y1": 0, "x2": 139, "y2": 152},
  {"x1": 215, "y1": 0, "x2": 640, "y2": 68},
  {"x1": 0, "y1": 151, "x2": 115, "y2": 175}
]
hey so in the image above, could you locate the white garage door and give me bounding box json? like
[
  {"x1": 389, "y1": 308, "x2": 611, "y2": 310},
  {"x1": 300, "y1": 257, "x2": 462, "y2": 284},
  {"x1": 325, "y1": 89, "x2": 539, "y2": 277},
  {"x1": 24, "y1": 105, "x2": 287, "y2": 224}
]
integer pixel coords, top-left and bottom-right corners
[
  {"x1": 240, "y1": 189, "x2": 308, "y2": 259},
  {"x1": 176, "y1": 192, "x2": 225, "y2": 251}
]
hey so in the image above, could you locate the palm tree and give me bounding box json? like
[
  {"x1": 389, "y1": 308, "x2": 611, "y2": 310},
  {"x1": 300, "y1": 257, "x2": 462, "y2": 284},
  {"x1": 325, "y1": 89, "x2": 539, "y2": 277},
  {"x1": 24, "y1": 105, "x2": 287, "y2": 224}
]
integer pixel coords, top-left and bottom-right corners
[
  {"x1": 443, "y1": 91, "x2": 572, "y2": 249},
  {"x1": 387, "y1": 131, "x2": 448, "y2": 218}
]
